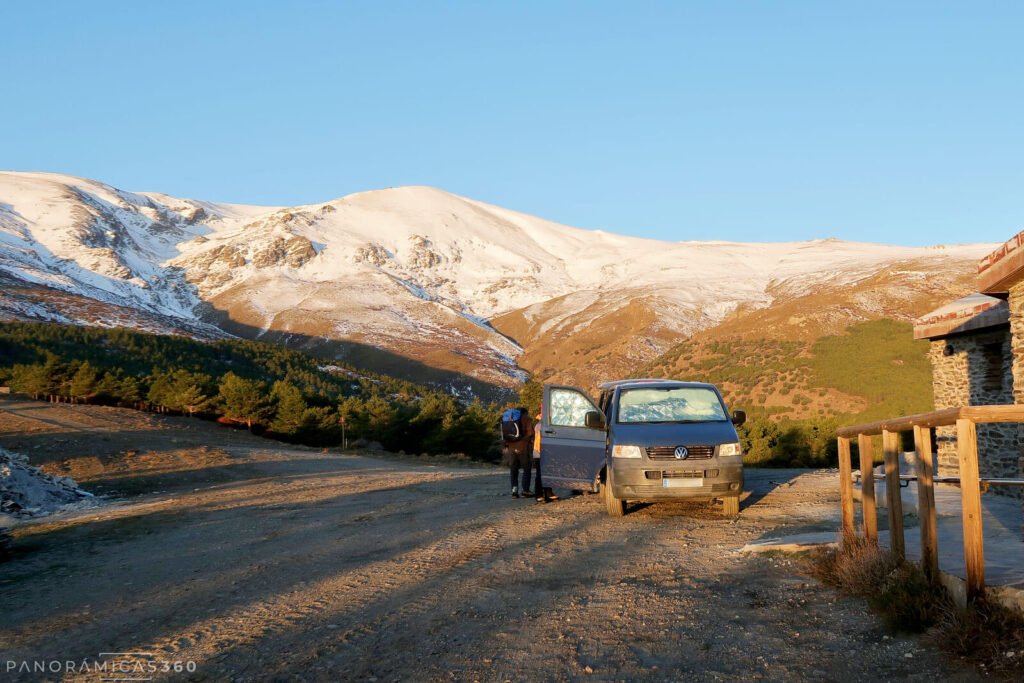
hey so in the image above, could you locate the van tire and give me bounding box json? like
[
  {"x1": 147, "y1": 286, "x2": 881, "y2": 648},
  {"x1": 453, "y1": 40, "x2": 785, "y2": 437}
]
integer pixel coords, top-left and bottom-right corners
[
  {"x1": 722, "y1": 495, "x2": 740, "y2": 516},
  {"x1": 602, "y1": 479, "x2": 626, "y2": 517}
]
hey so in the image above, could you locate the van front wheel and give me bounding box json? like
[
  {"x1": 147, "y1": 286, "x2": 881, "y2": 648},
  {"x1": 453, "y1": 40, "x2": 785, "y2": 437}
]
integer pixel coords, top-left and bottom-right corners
[{"x1": 602, "y1": 478, "x2": 626, "y2": 517}]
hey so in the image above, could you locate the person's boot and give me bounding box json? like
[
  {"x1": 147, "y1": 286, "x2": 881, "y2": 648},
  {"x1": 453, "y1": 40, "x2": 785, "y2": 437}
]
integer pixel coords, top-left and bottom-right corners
[{"x1": 511, "y1": 486, "x2": 519, "y2": 498}]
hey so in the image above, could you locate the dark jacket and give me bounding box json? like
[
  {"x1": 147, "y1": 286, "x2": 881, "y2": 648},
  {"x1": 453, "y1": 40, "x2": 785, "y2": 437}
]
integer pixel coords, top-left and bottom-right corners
[{"x1": 502, "y1": 414, "x2": 534, "y2": 467}]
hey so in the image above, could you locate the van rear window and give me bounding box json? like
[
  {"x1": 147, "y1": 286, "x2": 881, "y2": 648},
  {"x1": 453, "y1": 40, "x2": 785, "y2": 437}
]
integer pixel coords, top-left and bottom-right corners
[{"x1": 617, "y1": 387, "x2": 728, "y2": 424}]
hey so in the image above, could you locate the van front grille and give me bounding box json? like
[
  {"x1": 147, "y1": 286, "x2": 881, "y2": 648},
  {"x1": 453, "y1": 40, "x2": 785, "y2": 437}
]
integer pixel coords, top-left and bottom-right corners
[
  {"x1": 646, "y1": 445, "x2": 715, "y2": 460},
  {"x1": 644, "y1": 469, "x2": 720, "y2": 480}
]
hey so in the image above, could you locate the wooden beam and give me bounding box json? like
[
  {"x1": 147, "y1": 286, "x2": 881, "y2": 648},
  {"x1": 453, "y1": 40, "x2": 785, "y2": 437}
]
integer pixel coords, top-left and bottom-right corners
[
  {"x1": 882, "y1": 430, "x2": 905, "y2": 559},
  {"x1": 837, "y1": 404, "x2": 1024, "y2": 440},
  {"x1": 879, "y1": 408, "x2": 962, "y2": 434},
  {"x1": 913, "y1": 425, "x2": 939, "y2": 581},
  {"x1": 956, "y1": 418, "x2": 985, "y2": 600},
  {"x1": 838, "y1": 437, "x2": 855, "y2": 537},
  {"x1": 858, "y1": 434, "x2": 878, "y2": 544},
  {"x1": 836, "y1": 407, "x2": 961, "y2": 438},
  {"x1": 960, "y1": 404, "x2": 1024, "y2": 423}
]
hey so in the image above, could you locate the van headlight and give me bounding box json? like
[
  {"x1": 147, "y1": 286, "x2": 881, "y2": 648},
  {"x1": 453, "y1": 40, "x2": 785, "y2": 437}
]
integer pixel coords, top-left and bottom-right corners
[
  {"x1": 719, "y1": 442, "x2": 741, "y2": 456},
  {"x1": 612, "y1": 445, "x2": 642, "y2": 458}
]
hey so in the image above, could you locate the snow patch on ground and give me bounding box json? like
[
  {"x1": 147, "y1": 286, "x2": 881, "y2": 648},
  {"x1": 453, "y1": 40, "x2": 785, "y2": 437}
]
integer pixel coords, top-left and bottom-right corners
[{"x1": 0, "y1": 448, "x2": 99, "y2": 526}]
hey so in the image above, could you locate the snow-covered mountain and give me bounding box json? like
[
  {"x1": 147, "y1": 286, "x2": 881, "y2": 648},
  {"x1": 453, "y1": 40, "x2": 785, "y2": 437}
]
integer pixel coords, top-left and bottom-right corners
[{"x1": 0, "y1": 171, "x2": 995, "y2": 390}]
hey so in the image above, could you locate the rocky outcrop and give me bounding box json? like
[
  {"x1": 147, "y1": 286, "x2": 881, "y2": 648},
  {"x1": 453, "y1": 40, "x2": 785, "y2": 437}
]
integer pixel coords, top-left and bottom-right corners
[
  {"x1": 406, "y1": 235, "x2": 442, "y2": 269},
  {"x1": 185, "y1": 244, "x2": 247, "y2": 275},
  {"x1": 251, "y1": 235, "x2": 317, "y2": 268},
  {"x1": 354, "y1": 243, "x2": 391, "y2": 266}
]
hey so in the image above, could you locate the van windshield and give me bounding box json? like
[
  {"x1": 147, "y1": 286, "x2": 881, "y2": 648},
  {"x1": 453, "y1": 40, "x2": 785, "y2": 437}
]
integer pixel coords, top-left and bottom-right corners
[{"x1": 617, "y1": 386, "x2": 728, "y2": 424}]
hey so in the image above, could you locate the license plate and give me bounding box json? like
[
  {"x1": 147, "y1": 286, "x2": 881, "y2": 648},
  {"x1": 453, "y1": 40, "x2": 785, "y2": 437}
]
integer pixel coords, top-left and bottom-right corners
[{"x1": 663, "y1": 478, "x2": 704, "y2": 488}]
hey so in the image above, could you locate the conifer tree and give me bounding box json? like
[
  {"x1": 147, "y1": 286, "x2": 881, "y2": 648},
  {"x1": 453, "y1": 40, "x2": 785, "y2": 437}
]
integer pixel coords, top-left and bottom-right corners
[
  {"x1": 9, "y1": 363, "x2": 54, "y2": 400},
  {"x1": 218, "y1": 372, "x2": 273, "y2": 428},
  {"x1": 69, "y1": 362, "x2": 98, "y2": 404},
  {"x1": 165, "y1": 370, "x2": 213, "y2": 416},
  {"x1": 270, "y1": 380, "x2": 307, "y2": 434}
]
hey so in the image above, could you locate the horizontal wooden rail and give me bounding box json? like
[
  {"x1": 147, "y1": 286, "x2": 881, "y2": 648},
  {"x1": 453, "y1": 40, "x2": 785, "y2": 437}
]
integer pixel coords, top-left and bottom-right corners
[
  {"x1": 835, "y1": 403, "x2": 1024, "y2": 602},
  {"x1": 853, "y1": 472, "x2": 1024, "y2": 487},
  {"x1": 836, "y1": 404, "x2": 1024, "y2": 438}
]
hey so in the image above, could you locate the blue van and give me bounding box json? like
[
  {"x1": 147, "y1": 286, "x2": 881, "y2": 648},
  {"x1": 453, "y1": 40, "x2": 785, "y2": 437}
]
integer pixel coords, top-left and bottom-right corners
[{"x1": 539, "y1": 379, "x2": 746, "y2": 517}]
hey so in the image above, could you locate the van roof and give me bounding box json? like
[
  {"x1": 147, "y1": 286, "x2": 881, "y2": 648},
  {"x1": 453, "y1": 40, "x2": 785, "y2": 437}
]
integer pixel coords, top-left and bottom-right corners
[{"x1": 597, "y1": 378, "x2": 714, "y2": 390}]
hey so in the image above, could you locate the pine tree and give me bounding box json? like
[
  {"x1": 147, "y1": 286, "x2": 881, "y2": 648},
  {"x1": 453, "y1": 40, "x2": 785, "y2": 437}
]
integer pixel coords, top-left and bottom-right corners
[
  {"x1": 518, "y1": 378, "x2": 543, "y2": 416},
  {"x1": 176, "y1": 383, "x2": 210, "y2": 416},
  {"x1": 9, "y1": 363, "x2": 54, "y2": 399},
  {"x1": 69, "y1": 362, "x2": 98, "y2": 404},
  {"x1": 363, "y1": 396, "x2": 398, "y2": 443},
  {"x1": 42, "y1": 353, "x2": 69, "y2": 402},
  {"x1": 95, "y1": 370, "x2": 124, "y2": 401},
  {"x1": 147, "y1": 372, "x2": 174, "y2": 412},
  {"x1": 271, "y1": 380, "x2": 307, "y2": 435},
  {"x1": 218, "y1": 372, "x2": 272, "y2": 428},
  {"x1": 120, "y1": 376, "x2": 145, "y2": 408}
]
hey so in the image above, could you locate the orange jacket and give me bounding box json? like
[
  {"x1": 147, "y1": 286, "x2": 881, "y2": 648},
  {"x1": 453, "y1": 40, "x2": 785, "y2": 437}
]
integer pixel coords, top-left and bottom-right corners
[{"x1": 533, "y1": 413, "x2": 541, "y2": 455}]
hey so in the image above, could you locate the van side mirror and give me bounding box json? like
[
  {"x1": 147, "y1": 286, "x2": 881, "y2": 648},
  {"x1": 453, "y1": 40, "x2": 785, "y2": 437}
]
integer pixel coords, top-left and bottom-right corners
[
  {"x1": 585, "y1": 410, "x2": 607, "y2": 430},
  {"x1": 732, "y1": 410, "x2": 746, "y2": 426}
]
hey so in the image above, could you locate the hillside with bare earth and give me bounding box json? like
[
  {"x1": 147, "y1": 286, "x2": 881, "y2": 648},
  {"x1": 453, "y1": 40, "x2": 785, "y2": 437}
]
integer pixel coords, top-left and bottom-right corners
[
  {"x1": 493, "y1": 249, "x2": 983, "y2": 392},
  {"x1": 621, "y1": 255, "x2": 981, "y2": 424},
  {"x1": 632, "y1": 318, "x2": 937, "y2": 427},
  {"x1": 0, "y1": 171, "x2": 994, "y2": 396}
]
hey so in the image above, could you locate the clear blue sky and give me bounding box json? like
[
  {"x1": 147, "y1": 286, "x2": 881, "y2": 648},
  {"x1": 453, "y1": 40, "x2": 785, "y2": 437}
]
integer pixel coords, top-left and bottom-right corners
[{"x1": 3, "y1": 1, "x2": 1021, "y2": 245}]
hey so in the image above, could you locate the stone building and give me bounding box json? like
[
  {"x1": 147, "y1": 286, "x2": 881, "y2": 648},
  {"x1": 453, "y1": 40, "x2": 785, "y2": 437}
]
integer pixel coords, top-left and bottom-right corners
[
  {"x1": 914, "y1": 294, "x2": 1016, "y2": 488},
  {"x1": 914, "y1": 231, "x2": 1024, "y2": 499}
]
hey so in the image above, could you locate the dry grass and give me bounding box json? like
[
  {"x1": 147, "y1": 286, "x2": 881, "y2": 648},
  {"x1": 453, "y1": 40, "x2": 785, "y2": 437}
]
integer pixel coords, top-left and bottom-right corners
[
  {"x1": 930, "y1": 597, "x2": 1024, "y2": 676},
  {"x1": 810, "y1": 530, "x2": 904, "y2": 598},
  {"x1": 811, "y1": 530, "x2": 1024, "y2": 676}
]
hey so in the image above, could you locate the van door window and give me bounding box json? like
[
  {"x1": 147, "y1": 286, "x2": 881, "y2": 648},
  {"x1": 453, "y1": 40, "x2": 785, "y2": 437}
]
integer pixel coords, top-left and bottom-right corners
[{"x1": 549, "y1": 388, "x2": 597, "y2": 427}]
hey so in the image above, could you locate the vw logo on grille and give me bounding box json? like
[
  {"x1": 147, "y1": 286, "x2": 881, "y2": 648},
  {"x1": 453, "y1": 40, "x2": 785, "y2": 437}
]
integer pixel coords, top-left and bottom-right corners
[{"x1": 673, "y1": 446, "x2": 689, "y2": 460}]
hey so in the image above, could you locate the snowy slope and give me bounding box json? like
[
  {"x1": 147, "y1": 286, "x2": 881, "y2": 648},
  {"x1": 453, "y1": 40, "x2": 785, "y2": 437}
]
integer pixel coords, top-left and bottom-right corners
[{"x1": 0, "y1": 171, "x2": 996, "y2": 388}]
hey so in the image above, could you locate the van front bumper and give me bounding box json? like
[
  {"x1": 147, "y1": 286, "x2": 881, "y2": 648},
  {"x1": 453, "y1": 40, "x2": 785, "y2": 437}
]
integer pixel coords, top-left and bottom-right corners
[{"x1": 610, "y1": 459, "x2": 742, "y2": 501}]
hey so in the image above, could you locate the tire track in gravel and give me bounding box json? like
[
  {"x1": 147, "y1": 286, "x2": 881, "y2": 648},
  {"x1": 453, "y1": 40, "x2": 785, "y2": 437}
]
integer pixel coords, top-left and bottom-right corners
[
  {"x1": 58, "y1": 472, "x2": 531, "y2": 677},
  {"x1": 2, "y1": 468, "x2": 499, "y2": 668}
]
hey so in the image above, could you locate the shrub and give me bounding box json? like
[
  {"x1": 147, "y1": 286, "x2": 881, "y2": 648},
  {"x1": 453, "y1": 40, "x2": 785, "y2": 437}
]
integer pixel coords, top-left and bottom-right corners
[
  {"x1": 930, "y1": 597, "x2": 1024, "y2": 675},
  {"x1": 811, "y1": 532, "x2": 950, "y2": 631},
  {"x1": 812, "y1": 532, "x2": 1024, "y2": 675}
]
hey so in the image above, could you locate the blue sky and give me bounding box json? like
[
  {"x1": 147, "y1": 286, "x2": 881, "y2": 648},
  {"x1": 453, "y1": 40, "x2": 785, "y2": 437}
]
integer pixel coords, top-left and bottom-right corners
[{"x1": 2, "y1": 1, "x2": 1021, "y2": 245}]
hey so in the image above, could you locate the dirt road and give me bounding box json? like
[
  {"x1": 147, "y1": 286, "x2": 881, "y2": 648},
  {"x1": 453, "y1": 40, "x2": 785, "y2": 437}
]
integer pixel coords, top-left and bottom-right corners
[{"x1": 0, "y1": 398, "x2": 977, "y2": 681}]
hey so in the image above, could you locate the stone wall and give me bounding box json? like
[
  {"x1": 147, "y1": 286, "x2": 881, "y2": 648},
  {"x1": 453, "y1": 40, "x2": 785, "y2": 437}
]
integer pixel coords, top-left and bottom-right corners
[
  {"x1": 929, "y1": 327, "x2": 1020, "y2": 497},
  {"x1": 1011, "y1": 281, "x2": 1024, "y2": 501}
]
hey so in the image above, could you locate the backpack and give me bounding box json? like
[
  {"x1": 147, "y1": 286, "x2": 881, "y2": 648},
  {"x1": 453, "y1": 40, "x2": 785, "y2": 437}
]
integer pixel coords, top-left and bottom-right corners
[{"x1": 501, "y1": 408, "x2": 524, "y2": 442}]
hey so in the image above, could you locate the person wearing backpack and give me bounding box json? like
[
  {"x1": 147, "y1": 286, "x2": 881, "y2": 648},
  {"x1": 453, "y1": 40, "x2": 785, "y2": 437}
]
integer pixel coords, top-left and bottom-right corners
[{"x1": 501, "y1": 406, "x2": 534, "y2": 498}]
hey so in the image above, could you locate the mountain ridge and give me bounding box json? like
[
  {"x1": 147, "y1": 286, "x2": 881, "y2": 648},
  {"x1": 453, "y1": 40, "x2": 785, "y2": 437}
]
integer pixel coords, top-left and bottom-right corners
[{"x1": 0, "y1": 171, "x2": 995, "y2": 393}]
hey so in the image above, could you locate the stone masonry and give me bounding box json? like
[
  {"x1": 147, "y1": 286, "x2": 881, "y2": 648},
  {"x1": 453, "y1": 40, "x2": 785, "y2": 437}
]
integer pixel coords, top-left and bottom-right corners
[
  {"x1": 916, "y1": 292, "x2": 1021, "y2": 500},
  {"x1": 1009, "y1": 280, "x2": 1024, "y2": 500},
  {"x1": 929, "y1": 330, "x2": 1019, "y2": 495}
]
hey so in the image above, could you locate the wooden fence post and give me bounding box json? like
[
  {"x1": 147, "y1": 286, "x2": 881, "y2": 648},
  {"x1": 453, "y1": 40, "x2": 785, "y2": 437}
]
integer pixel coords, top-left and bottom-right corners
[
  {"x1": 858, "y1": 434, "x2": 878, "y2": 544},
  {"x1": 838, "y1": 436, "x2": 855, "y2": 537},
  {"x1": 913, "y1": 425, "x2": 939, "y2": 580},
  {"x1": 882, "y1": 429, "x2": 905, "y2": 559},
  {"x1": 955, "y1": 418, "x2": 985, "y2": 600}
]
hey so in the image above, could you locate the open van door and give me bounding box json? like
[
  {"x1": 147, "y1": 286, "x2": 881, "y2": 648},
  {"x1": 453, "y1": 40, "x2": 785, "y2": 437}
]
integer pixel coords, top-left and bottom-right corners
[{"x1": 540, "y1": 384, "x2": 607, "y2": 492}]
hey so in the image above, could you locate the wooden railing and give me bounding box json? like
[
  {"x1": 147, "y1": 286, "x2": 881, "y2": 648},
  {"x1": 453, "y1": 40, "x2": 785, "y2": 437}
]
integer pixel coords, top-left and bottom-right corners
[{"x1": 836, "y1": 405, "x2": 1024, "y2": 600}]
